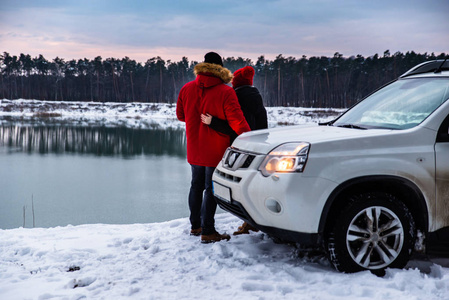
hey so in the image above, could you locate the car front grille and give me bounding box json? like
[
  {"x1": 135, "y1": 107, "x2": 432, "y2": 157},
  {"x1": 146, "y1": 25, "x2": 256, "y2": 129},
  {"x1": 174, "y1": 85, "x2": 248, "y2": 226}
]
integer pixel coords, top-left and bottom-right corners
[
  {"x1": 215, "y1": 169, "x2": 242, "y2": 183},
  {"x1": 223, "y1": 148, "x2": 257, "y2": 171}
]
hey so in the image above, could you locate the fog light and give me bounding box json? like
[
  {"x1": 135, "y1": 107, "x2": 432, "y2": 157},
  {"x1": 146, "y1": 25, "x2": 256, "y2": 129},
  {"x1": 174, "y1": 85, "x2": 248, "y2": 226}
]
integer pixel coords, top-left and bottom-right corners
[{"x1": 265, "y1": 198, "x2": 282, "y2": 214}]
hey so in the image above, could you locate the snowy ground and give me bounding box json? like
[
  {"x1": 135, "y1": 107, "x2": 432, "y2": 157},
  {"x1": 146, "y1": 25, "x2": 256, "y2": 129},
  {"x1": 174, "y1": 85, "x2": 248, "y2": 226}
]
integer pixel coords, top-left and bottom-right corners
[
  {"x1": 1, "y1": 214, "x2": 448, "y2": 300},
  {"x1": 1, "y1": 99, "x2": 448, "y2": 300}
]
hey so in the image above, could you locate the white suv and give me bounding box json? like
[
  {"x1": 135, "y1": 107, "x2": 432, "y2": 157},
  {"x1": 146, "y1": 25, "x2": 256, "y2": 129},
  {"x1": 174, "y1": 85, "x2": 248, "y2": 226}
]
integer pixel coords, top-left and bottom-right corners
[{"x1": 212, "y1": 60, "x2": 449, "y2": 273}]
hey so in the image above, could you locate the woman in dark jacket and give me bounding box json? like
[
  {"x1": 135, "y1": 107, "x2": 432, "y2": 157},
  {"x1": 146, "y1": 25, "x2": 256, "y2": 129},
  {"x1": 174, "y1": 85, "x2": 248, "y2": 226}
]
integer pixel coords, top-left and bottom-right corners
[
  {"x1": 201, "y1": 65, "x2": 268, "y2": 235},
  {"x1": 201, "y1": 66, "x2": 267, "y2": 141}
]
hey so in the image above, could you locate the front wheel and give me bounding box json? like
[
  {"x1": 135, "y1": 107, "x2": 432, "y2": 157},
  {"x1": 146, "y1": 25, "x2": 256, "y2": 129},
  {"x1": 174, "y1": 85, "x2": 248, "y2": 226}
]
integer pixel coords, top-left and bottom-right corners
[{"x1": 326, "y1": 192, "x2": 415, "y2": 273}]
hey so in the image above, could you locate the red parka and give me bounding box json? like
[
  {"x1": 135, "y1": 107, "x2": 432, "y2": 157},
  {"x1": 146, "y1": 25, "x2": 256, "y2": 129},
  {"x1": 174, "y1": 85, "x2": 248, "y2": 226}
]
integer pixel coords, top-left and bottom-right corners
[{"x1": 177, "y1": 62, "x2": 251, "y2": 167}]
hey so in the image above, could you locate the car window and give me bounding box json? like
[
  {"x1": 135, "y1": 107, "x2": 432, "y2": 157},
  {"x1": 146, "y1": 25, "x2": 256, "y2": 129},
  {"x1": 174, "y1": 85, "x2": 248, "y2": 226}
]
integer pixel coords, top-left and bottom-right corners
[{"x1": 334, "y1": 78, "x2": 449, "y2": 130}]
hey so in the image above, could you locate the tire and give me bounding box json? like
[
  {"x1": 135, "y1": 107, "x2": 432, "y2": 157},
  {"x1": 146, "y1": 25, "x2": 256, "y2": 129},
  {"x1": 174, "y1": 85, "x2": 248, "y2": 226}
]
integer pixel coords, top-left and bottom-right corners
[{"x1": 325, "y1": 192, "x2": 416, "y2": 273}]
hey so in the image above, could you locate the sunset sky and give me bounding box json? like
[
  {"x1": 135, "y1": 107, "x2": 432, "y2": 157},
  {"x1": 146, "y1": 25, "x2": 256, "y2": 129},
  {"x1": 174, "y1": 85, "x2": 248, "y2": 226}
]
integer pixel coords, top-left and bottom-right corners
[{"x1": 1, "y1": 0, "x2": 448, "y2": 63}]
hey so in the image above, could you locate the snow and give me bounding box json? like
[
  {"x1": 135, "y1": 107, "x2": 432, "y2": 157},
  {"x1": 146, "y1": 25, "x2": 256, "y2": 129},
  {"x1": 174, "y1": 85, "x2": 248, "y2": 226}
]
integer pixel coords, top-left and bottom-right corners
[
  {"x1": 1, "y1": 99, "x2": 448, "y2": 300},
  {"x1": 1, "y1": 215, "x2": 448, "y2": 300},
  {"x1": 0, "y1": 99, "x2": 345, "y2": 129}
]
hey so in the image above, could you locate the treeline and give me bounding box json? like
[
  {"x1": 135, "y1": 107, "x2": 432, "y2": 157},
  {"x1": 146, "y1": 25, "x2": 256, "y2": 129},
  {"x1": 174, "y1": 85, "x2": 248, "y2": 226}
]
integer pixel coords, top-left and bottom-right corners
[{"x1": 1, "y1": 50, "x2": 447, "y2": 108}]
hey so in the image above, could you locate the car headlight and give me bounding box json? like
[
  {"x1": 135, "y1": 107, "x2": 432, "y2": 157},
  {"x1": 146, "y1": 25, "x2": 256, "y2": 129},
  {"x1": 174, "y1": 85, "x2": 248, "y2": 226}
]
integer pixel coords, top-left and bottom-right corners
[{"x1": 259, "y1": 142, "x2": 310, "y2": 176}]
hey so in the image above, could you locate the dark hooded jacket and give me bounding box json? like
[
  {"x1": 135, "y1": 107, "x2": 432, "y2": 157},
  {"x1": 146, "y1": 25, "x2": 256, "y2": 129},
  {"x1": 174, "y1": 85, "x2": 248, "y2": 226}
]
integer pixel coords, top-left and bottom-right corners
[
  {"x1": 209, "y1": 85, "x2": 268, "y2": 142},
  {"x1": 176, "y1": 62, "x2": 250, "y2": 167}
]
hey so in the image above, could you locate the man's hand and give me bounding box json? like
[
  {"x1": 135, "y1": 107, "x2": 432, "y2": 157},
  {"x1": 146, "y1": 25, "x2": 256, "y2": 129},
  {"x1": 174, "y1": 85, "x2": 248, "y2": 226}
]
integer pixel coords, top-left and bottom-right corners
[{"x1": 201, "y1": 113, "x2": 213, "y2": 125}]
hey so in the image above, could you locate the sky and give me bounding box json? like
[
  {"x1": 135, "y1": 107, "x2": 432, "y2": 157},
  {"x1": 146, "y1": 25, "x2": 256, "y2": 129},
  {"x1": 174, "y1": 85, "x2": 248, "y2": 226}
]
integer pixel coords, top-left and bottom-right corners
[{"x1": 0, "y1": 0, "x2": 448, "y2": 64}]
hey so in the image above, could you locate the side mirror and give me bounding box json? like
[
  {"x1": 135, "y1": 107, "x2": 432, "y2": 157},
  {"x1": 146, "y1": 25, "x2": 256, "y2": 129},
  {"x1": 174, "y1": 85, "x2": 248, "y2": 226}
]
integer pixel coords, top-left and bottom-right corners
[{"x1": 436, "y1": 115, "x2": 449, "y2": 142}]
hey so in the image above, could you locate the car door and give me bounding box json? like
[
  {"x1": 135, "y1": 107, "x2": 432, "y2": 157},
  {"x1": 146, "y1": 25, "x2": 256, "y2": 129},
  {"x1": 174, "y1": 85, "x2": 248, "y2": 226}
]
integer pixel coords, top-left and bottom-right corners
[{"x1": 435, "y1": 113, "x2": 449, "y2": 229}]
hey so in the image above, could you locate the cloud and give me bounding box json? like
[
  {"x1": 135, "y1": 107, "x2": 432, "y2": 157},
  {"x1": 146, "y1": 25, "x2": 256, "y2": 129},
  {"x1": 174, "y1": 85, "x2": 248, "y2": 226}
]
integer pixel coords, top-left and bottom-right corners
[{"x1": 0, "y1": 0, "x2": 448, "y2": 63}]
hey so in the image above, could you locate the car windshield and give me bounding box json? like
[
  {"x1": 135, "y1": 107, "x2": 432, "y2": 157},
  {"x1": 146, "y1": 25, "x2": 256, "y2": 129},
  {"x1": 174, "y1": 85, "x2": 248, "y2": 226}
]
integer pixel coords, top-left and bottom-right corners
[{"x1": 333, "y1": 77, "x2": 449, "y2": 130}]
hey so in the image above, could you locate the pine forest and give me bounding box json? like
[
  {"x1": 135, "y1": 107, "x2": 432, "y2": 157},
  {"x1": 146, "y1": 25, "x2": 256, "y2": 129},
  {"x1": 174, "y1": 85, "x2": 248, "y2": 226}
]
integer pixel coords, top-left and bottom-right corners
[{"x1": 1, "y1": 51, "x2": 447, "y2": 108}]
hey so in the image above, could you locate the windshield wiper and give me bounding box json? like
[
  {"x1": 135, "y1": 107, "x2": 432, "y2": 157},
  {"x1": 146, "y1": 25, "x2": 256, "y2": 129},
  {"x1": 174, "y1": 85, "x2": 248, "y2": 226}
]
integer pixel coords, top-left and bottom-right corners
[
  {"x1": 335, "y1": 124, "x2": 367, "y2": 130},
  {"x1": 434, "y1": 57, "x2": 448, "y2": 73}
]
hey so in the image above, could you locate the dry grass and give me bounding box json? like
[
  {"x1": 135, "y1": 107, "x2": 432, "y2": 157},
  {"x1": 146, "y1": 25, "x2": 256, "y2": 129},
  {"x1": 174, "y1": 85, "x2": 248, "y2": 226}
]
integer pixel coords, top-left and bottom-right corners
[{"x1": 33, "y1": 112, "x2": 63, "y2": 118}]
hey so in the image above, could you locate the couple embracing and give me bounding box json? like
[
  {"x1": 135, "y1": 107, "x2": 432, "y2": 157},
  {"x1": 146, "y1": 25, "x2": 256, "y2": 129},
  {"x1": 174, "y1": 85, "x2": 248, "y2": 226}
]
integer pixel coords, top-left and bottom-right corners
[{"x1": 176, "y1": 52, "x2": 267, "y2": 243}]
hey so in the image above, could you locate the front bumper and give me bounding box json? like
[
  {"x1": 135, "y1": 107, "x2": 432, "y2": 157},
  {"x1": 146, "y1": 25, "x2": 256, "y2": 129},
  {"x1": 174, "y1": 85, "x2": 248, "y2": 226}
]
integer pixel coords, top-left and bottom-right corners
[
  {"x1": 212, "y1": 148, "x2": 338, "y2": 247},
  {"x1": 215, "y1": 196, "x2": 322, "y2": 246}
]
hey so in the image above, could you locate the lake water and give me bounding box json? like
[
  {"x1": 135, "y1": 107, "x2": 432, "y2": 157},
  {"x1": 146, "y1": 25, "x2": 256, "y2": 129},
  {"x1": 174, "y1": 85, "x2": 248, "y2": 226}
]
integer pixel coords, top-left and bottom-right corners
[{"x1": 0, "y1": 117, "x2": 201, "y2": 229}]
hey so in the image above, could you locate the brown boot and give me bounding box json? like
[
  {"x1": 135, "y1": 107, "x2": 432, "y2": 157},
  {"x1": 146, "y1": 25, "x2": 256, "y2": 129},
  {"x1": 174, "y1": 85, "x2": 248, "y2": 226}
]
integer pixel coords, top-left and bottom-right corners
[
  {"x1": 233, "y1": 222, "x2": 259, "y2": 235},
  {"x1": 190, "y1": 228, "x2": 202, "y2": 236},
  {"x1": 201, "y1": 231, "x2": 231, "y2": 244}
]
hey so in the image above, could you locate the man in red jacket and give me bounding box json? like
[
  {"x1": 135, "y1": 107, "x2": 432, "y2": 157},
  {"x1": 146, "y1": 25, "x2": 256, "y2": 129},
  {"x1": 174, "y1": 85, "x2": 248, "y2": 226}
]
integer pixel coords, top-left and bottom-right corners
[{"x1": 177, "y1": 52, "x2": 250, "y2": 243}]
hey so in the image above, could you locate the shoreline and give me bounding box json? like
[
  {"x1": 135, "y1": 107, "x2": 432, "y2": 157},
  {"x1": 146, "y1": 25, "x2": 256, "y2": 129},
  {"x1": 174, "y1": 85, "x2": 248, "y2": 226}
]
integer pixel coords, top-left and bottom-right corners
[{"x1": 1, "y1": 98, "x2": 346, "y2": 129}]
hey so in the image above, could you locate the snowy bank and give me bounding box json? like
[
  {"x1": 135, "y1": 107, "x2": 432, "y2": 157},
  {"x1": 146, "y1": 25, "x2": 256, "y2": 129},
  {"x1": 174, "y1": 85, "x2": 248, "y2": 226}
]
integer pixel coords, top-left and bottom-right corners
[
  {"x1": 0, "y1": 99, "x2": 345, "y2": 128},
  {"x1": 1, "y1": 214, "x2": 448, "y2": 300}
]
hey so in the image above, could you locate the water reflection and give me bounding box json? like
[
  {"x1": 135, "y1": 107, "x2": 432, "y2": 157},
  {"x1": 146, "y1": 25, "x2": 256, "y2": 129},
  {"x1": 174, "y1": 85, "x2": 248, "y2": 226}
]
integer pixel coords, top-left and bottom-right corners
[
  {"x1": 0, "y1": 119, "x2": 186, "y2": 157},
  {"x1": 0, "y1": 117, "x2": 192, "y2": 229}
]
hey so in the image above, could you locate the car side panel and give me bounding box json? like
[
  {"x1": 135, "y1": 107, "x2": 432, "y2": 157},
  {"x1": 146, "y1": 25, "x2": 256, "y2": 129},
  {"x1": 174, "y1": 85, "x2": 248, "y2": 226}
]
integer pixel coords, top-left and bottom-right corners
[{"x1": 306, "y1": 128, "x2": 436, "y2": 228}]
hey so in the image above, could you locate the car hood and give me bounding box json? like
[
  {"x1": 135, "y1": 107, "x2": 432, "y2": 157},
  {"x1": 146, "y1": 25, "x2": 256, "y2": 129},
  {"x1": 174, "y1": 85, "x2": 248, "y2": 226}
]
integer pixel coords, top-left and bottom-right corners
[{"x1": 233, "y1": 124, "x2": 391, "y2": 154}]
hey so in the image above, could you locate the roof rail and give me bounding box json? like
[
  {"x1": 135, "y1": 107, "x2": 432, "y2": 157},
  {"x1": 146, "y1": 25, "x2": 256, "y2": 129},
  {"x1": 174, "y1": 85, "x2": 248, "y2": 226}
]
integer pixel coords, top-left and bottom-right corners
[{"x1": 400, "y1": 59, "x2": 449, "y2": 78}]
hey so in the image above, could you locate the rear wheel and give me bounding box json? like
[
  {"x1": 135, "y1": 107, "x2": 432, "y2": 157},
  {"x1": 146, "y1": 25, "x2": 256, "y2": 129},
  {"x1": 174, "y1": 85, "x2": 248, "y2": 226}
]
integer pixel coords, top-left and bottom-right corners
[{"x1": 326, "y1": 192, "x2": 415, "y2": 273}]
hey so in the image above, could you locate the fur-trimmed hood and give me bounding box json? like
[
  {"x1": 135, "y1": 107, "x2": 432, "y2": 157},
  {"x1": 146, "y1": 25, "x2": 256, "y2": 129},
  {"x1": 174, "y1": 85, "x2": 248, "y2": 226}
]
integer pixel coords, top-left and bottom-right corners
[{"x1": 194, "y1": 62, "x2": 233, "y2": 84}]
